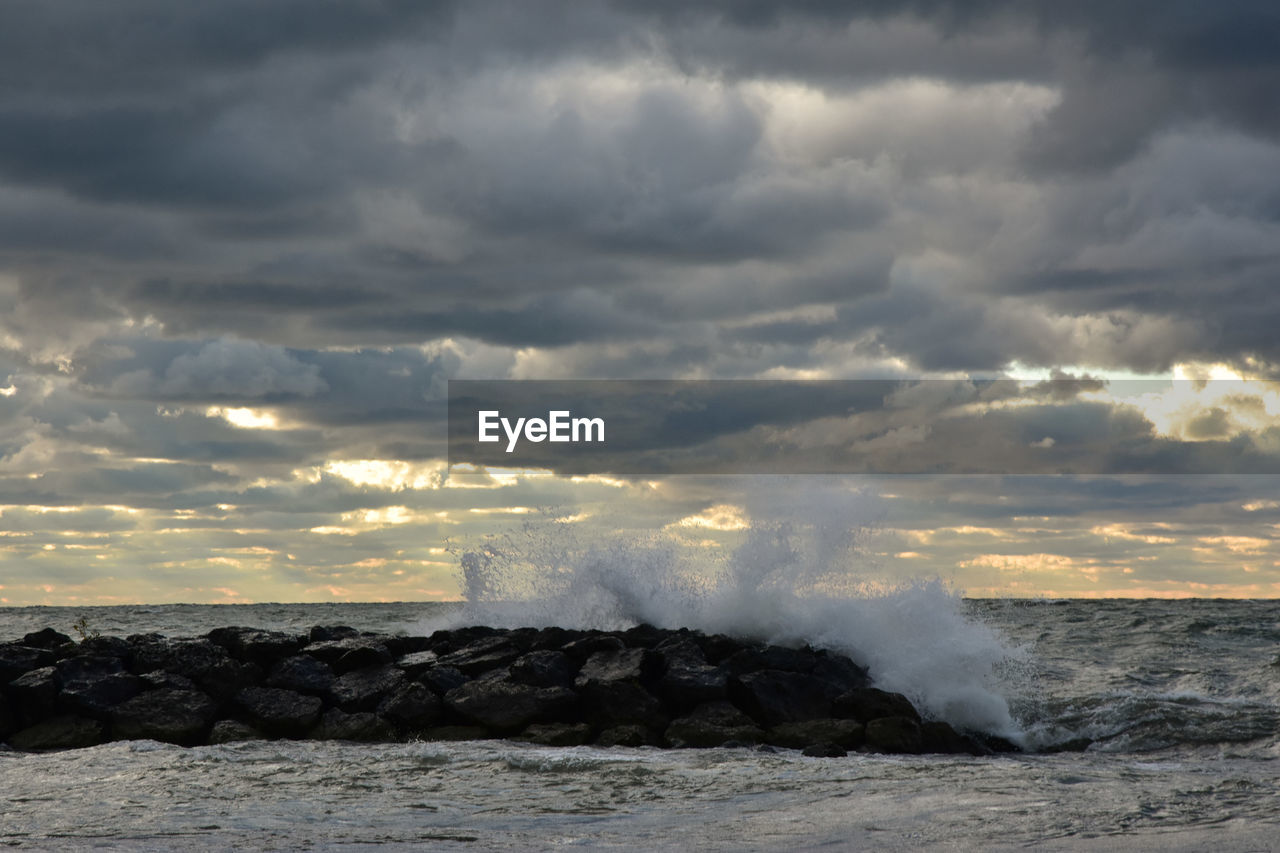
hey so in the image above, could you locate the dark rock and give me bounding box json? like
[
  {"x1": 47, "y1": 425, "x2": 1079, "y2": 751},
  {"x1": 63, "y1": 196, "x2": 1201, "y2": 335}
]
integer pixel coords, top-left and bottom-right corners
[
  {"x1": 620, "y1": 623, "x2": 667, "y2": 648},
  {"x1": 722, "y1": 645, "x2": 817, "y2": 676},
  {"x1": 236, "y1": 686, "x2": 324, "y2": 737},
  {"x1": 768, "y1": 719, "x2": 865, "y2": 750},
  {"x1": 802, "y1": 742, "x2": 847, "y2": 757},
  {"x1": 809, "y1": 654, "x2": 870, "y2": 694},
  {"x1": 832, "y1": 687, "x2": 921, "y2": 724},
  {"x1": 206, "y1": 627, "x2": 304, "y2": 667},
  {"x1": 131, "y1": 638, "x2": 260, "y2": 701},
  {"x1": 75, "y1": 636, "x2": 133, "y2": 661},
  {"x1": 665, "y1": 701, "x2": 764, "y2": 747},
  {"x1": 971, "y1": 732, "x2": 1022, "y2": 753},
  {"x1": 594, "y1": 724, "x2": 658, "y2": 747},
  {"x1": 301, "y1": 638, "x2": 390, "y2": 672},
  {"x1": 23, "y1": 628, "x2": 74, "y2": 650},
  {"x1": 561, "y1": 634, "x2": 625, "y2": 661},
  {"x1": 530, "y1": 626, "x2": 584, "y2": 651},
  {"x1": 139, "y1": 670, "x2": 197, "y2": 691},
  {"x1": 446, "y1": 677, "x2": 578, "y2": 732},
  {"x1": 329, "y1": 665, "x2": 406, "y2": 712},
  {"x1": 111, "y1": 689, "x2": 218, "y2": 745},
  {"x1": 9, "y1": 715, "x2": 104, "y2": 750},
  {"x1": 394, "y1": 650, "x2": 440, "y2": 677},
  {"x1": 267, "y1": 655, "x2": 335, "y2": 694},
  {"x1": 865, "y1": 716, "x2": 924, "y2": 754},
  {"x1": 509, "y1": 650, "x2": 577, "y2": 689},
  {"x1": 58, "y1": 666, "x2": 141, "y2": 712},
  {"x1": 377, "y1": 682, "x2": 443, "y2": 730},
  {"x1": 730, "y1": 670, "x2": 833, "y2": 726},
  {"x1": 8, "y1": 666, "x2": 61, "y2": 725},
  {"x1": 575, "y1": 647, "x2": 658, "y2": 688},
  {"x1": 208, "y1": 720, "x2": 265, "y2": 744},
  {"x1": 310, "y1": 708, "x2": 395, "y2": 742},
  {"x1": 576, "y1": 680, "x2": 666, "y2": 730},
  {"x1": 658, "y1": 656, "x2": 729, "y2": 712},
  {"x1": 308, "y1": 625, "x2": 359, "y2": 643},
  {"x1": 419, "y1": 665, "x2": 468, "y2": 696},
  {"x1": 436, "y1": 636, "x2": 524, "y2": 675},
  {"x1": 516, "y1": 722, "x2": 593, "y2": 746},
  {"x1": 697, "y1": 633, "x2": 749, "y2": 665},
  {"x1": 383, "y1": 634, "x2": 433, "y2": 657},
  {"x1": 921, "y1": 720, "x2": 984, "y2": 755},
  {"x1": 0, "y1": 644, "x2": 55, "y2": 682},
  {"x1": 424, "y1": 725, "x2": 491, "y2": 741},
  {"x1": 0, "y1": 693, "x2": 14, "y2": 739}
]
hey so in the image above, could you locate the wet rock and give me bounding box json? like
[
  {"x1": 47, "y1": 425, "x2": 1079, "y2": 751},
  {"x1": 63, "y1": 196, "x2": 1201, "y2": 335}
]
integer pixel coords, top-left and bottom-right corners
[
  {"x1": 809, "y1": 654, "x2": 870, "y2": 695},
  {"x1": 328, "y1": 665, "x2": 405, "y2": 712},
  {"x1": 206, "y1": 627, "x2": 305, "y2": 667},
  {"x1": 266, "y1": 655, "x2": 335, "y2": 694},
  {"x1": 139, "y1": 670, "x2": 197, "y2": 691},
  {"x1": 620, "y1": 623, "x2": 667, "y2": 649},
  {"x1": 516, "y1": 722, "x2": 593, "y2": 746},
  {"x1": 0, "y1": 644, "x2": 54, "y2": 682},
  {"x1": 310, "y1": 708, "x2": 394, "y2": 742},
  {"x1": 971, "y1": 732, "x2": 1022, "y2": 753},
  {"x1": 301, "y1": 638, "x2": 390, "y2": 672},
  {"x1": 436, "y1": 636, "x2": 524, "y2": 675},
  {"x1": 722, "y1": 644, "x2": 817, "y2": 676},
  {"x1": 23, "y1": 628, "x2": 74, "y2": 650},
  {"x1": 75, "y1": 636, "x2": 133, "y2": 661},
  {"x1": 509, "y1": 650, "x2": 577, "y2": 689},
  {"x1": 236, "y1": 686, "x2": 324, "y2": 737},
  {"x1": 446, "y1": 677, "x2": 577, "y2": 732},
  {"x1": 1039, "y1": 736, "x2": 1092, "y2": 754},
  {"x1": 8, "y1": 666, "x2": 61, "y2": 726},
  {"x1": 921, "y1": 720, "x2": 985, "y2": 755},
  {"x1": 530, "y1": 626, "x2": 584, "y2": 651},
  {"x1": 832, "y1": 687, "x2": 921, "y2": 724},
  {"x1": 658, "y1": 651, "x2": 729, "y2": 713},
  {"x1": 576, "y1": 647, "x2": 659, "y2": 688},
  {"x1": 377, "y1": 682, "x2": 443, "y2": 730},
  {"x1": 696, "y1": 633, "x2": 749, "y2": 665},
  {"x1": 561, "y1": 634, "x2": 625, "y2": 661},
  {"x1": 665, "y1": 701, "x2": 764, "y2": 747},
  {"x1": 131, "y1": 638, "x2": 260, "y2": 701},
  {"x1": 730, "y1": 670, "x2": 833, "y2": 726},
  {"x1": 308, "y1": 625, "x2": 360, "y2": 643},
  {"x1": 9, "y1": 715, "x2": 104, "y2": 750},
  {"x1": 576, "y1": 679, "x2": 665, "y2": 730},
  {"x1": 57, "y1": 656, "x2": 142, "y2": 717},
  {"x1": 394, "y1": 650, "x2": 440, "y2": 677},
  {"x1": 110, "y1": 689, "x2": 218, "y2": 745},
  {"x1": 419, "y1": 665, "x2": 468, "y2": 696},
  {"x1": 208, "y1": 719, "x2": 265, "y2": 744},
  {"x1": 865, "y1": 716, "x2": 924, "y2": 754},
  {"x1": 801, "y1": 742, "x2": 847, "y2": 758},
  {"x1": 768, "y1": 719, "x2": 865, "y2": 750},
  {"x1": 0, "y1": 693, "x2": 14, "y2": 739}
]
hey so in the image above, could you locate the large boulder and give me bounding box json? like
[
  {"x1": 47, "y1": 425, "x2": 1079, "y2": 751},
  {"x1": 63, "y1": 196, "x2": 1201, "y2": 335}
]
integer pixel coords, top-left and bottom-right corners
[
  {"x1": 509, "y1": 650, "x2": 577, "y2": 689},
  {"x1": 310, "y1": 708, "x2": 394, "y2": 742},
  {"x1": 300, "y1": 638, "x2": 391, "y2": 673},
  {"x1": 729, "y1": 670, "x2": 834, "y2": 726},
  {"x1": 435, "y1": 636, "x2": 524, "y2": 675},
  {"x1": 445, "y1": 676, "x2": 577, "y2": 732},
  {"x1": 130, "y1": 638, "x2": 260, "y2": 701},
  {"x1": 516, "y1": 722, "x2": 593, "y2": 746},
  {"x1": 206, "y1": 627, "x2": 305, "y2": 668},
  {"x1": 22, "y1": 628, "x2": 74, "y2": 650},
  {"x1": 110, "y1": 689, "x2": 218, "y2": 745},
  {"x1": 656, "y1": 642, "x2": 729, "y2": 712},
  {"x1": 832, "y1": 687, "x2": 921, "y2": 724},
  {"x1": 665, "y1": 701, "x2": 764, "y2": 748},
  {"x1": 865, "y1": 716, "x2": 924, "y2": 754},
  {"x1": 8, "y1": 666, "x2": 61, "y2": 726},
  {"x1": 9, "y1": 715, "x2": 104, "y2": 750},
  {"x1": 235, "y1": 686, "x2": 324, "y2": 737},
  {"x1": 768, "y1": 719, "x2": 865, "y2": 750},
  {"x1": 0, "y1": 644, "x2": 54, "y2": 682},
  {"x1": 328, "y1": 665, "x2": 406, "y2": 712},
  {"x1": 57, "y1": 656, "x2": 142, "y2": 717},
  {"x1": 266, "y1": 655, "x2": 335, "y2": 694},
  {"x1": 377, "y1": 682, "x2": 443, "y2": 730}
]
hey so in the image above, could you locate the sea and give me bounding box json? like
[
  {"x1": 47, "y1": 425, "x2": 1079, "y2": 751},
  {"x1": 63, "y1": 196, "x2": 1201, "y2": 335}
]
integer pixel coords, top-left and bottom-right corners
[{"x1": 1, "y1": 597, "x2": 1277, "y2": 851}]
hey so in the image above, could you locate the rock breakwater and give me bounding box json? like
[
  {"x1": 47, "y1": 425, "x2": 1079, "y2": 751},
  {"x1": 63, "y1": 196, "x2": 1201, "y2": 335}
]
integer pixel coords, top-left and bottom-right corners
[{"x1": 0, "y1": 625, "x2": 1018, "y2": 755}]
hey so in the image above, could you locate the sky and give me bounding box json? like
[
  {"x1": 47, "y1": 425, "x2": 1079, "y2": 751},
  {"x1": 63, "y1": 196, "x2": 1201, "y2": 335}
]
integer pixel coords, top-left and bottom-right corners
[{"x1": 2, "y1": 1, "x2": 1279, "y2": 605}]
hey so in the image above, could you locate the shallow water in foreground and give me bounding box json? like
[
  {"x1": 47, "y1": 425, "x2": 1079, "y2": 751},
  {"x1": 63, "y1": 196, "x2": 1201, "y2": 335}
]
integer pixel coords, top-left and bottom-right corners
[{"x1": 1, "y1": 599, "x2": 1278, "y2": 850}]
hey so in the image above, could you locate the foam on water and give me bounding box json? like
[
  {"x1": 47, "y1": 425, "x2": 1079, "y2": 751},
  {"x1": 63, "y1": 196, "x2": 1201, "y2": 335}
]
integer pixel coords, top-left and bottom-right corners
[{"x1": 418, "y1": 485, "x2": 1026, "y2": 738}]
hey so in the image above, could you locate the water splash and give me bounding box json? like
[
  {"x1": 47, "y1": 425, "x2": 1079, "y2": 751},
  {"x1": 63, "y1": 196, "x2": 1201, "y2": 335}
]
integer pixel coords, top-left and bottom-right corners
[{"x1": 424, "y1": 489, "x2": 1024, "y2": 737}]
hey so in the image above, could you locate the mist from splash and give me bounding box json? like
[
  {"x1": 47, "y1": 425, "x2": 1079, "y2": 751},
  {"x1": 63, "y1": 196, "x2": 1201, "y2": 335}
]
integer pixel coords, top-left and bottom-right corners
[{"x1": 419, "y1": 482, "x2": 1026, "y2": 737}]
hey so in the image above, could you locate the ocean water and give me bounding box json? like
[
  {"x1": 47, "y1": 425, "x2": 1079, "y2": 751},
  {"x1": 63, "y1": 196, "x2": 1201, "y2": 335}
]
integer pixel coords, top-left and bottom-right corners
[{"x1": 2, "y1": 598, "x2": 1278, "y2": 851}]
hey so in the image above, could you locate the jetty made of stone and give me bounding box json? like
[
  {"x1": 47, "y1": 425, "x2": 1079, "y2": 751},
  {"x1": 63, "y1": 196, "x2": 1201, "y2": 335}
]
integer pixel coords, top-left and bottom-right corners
[{"x1": 0, "y1": 625, "x2": 1019, "y2": 756}]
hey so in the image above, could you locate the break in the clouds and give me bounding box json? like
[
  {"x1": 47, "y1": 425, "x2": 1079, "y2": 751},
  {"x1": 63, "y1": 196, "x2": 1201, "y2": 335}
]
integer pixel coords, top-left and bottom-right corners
[{"x1": 1, "y1": 1, "x2": 1279, "y2": 605}]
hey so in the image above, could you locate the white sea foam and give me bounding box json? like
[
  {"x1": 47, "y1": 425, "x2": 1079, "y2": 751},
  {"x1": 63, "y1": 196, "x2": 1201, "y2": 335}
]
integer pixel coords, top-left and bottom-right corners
[{"x1": 419, "y1": 482, "x2": 1025, "y2": 737}]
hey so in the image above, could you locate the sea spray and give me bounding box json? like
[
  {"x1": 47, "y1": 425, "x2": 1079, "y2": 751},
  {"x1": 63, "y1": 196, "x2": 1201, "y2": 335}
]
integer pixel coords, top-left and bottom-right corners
[{"x1": 424, "y1": 492, "x2": 1026, "y2": 738}]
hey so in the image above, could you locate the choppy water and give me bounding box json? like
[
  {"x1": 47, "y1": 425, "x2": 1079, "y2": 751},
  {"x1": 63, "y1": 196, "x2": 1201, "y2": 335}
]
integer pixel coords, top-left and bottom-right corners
[{"x1": 2, "y1": 598, "x2": 1278, "y2": 850}]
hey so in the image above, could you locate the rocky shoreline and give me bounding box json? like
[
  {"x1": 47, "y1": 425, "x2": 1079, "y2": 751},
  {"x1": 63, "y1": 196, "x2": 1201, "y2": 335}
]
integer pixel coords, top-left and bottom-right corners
[{"x1": 1, "y1": 624, "x2": 1020, "y2": 756}]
